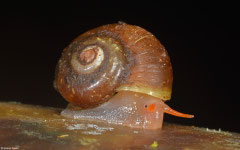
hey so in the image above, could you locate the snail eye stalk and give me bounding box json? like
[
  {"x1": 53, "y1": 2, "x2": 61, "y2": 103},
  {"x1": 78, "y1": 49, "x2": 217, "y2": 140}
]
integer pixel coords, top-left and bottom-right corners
[{"x1": 163, "y1": 103, "x2": 194, "y2": 118}]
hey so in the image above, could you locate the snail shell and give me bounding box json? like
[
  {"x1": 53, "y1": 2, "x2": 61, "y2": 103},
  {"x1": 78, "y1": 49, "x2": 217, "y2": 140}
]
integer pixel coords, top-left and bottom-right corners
[{"x1": 54, "y1": 22, "x2": 172, "y2": 108}]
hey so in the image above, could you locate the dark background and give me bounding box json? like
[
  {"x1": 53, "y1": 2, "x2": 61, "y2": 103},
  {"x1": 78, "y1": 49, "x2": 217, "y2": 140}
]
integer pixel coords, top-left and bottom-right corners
[{"x1": 1, "y1": 5, "x2": 239, "y2": 132}]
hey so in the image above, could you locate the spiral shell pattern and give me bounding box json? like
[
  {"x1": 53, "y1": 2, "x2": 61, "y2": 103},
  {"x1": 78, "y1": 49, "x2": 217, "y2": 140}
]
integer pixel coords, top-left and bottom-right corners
[{"x1": 54, "y1": 22, "x2": 173, "y2": 108}]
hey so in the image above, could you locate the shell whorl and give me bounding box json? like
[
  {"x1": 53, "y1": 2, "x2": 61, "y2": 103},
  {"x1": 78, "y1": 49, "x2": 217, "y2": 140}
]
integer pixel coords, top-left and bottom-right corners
[
  {"x1": 71, "y1": 45, "x2": 105, "y2": 74},
  {"x1": 54, "y1": 23, "x2": 173, "y2": 108},
  {"x1": 55, "y1": 33, "x2": 132, "y2": 108}
]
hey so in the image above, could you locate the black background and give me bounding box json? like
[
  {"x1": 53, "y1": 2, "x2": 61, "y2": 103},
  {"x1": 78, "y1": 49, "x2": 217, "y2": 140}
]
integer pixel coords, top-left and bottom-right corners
[{"x1": 1, "y1": 4, "x2": 239, "y2": 132}]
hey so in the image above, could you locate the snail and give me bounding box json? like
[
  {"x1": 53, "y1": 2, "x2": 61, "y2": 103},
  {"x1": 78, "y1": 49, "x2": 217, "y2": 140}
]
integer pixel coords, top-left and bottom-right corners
[{"x1": 54, "y1": 22, "x2": 194, "y2": 129}]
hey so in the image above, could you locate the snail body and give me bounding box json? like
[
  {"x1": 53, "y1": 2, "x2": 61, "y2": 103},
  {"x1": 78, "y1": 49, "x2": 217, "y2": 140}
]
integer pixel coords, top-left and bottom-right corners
[{"x1": 55, "y1": 22, "x2": 193, "y2": 129}]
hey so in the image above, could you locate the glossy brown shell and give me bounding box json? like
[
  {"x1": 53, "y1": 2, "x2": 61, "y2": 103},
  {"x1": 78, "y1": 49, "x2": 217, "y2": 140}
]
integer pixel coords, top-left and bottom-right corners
[{"x1": 54, "y1": 22, "x2": 173, "y2": 108}]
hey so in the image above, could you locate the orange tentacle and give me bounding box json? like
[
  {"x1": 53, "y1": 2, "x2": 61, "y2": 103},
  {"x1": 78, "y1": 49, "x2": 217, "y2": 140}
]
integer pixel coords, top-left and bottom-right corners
[{"x1": 163, "y1": 103, "x2": 194, "y2": 118}]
